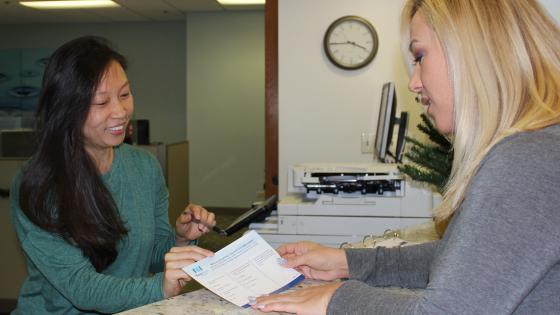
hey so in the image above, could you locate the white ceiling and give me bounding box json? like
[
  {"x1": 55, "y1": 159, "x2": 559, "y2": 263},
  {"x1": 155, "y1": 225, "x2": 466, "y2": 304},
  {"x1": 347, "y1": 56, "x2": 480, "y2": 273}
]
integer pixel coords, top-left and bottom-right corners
[{"x1": 0, "y1": 0, "x2": 264, "y2": 24}]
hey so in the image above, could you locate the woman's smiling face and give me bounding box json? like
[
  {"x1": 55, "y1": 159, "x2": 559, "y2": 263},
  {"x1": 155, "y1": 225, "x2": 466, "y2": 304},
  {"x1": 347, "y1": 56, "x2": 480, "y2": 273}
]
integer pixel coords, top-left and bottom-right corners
[
  {"x1": 83, "y1": 60, "x2": 134, "y2": 156},
  {"x1": 407, "y1": 12, "x2": 454, "y2": 135}
]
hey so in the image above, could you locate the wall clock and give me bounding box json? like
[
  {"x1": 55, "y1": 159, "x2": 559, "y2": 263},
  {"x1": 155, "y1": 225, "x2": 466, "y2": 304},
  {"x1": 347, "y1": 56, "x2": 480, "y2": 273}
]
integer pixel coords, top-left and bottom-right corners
[{"x1": 323, "y1": 15, "x2": 379, "y2": 70}]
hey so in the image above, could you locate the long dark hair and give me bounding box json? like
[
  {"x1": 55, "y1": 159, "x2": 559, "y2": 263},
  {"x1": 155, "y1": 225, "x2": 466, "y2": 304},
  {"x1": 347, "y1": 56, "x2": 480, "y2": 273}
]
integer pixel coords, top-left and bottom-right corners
[{"x1": 19, "y1": 36, "x2": 128, "y2": 272}]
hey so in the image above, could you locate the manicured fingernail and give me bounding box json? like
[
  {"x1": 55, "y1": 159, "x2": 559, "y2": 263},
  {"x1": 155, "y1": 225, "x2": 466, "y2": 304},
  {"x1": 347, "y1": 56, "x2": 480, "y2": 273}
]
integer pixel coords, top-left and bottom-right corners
[
  {"x1": 277, "y1": 257, "x2": 287, "y2": 265},
  {"x1": 256, "y1": 304, "x2": 266, "y2": 309},
  {"x1": 248, "y1": 296, "x2": 257, "y2": 305}
]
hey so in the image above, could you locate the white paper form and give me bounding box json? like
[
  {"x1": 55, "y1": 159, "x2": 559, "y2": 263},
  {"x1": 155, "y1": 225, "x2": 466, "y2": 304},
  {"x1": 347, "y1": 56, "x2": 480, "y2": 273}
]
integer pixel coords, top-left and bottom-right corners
[{"x1": 183, "y1": 230, "x2": 304, "y2": 308}]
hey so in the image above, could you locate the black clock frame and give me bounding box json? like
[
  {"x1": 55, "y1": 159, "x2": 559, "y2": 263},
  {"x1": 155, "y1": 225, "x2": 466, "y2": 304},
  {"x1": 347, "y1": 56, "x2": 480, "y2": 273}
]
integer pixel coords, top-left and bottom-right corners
[{"x1": 323, "y1": 15, "x2": 379, "y2": 70}]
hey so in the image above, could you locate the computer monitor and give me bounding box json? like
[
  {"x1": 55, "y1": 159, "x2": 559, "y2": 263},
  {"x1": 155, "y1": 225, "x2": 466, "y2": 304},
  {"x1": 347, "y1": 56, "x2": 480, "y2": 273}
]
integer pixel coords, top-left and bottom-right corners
[{"x1": 375, "y1": 82, "x2": 409, "y2": 163}]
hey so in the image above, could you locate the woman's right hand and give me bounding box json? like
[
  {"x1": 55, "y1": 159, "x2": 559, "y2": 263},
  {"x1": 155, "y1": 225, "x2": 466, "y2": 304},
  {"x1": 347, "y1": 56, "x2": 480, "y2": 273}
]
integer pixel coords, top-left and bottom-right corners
[
  {"x1": 277, "y1": 241, "x2": 349, "y2": 281},
  {"x1": 162, "y1": 246, "x2": 214, "y2": 298}
]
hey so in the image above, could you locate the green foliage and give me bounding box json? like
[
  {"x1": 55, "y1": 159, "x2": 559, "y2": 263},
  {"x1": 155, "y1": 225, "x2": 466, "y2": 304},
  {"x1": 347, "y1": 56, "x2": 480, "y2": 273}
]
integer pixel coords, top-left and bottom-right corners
[{"x1": 397, "y1": 113, "x2": 453, "y2": 193}]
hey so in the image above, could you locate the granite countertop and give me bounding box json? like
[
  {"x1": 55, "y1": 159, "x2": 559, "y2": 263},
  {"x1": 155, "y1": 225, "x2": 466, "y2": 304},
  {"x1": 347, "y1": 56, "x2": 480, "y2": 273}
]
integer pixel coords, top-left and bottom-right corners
[
  {"x1": 118, "y1": 279, "x2": 328, "y2": 315},
  {"x1": 118, "y1": 224, "x2": 436, "y2": 315}
]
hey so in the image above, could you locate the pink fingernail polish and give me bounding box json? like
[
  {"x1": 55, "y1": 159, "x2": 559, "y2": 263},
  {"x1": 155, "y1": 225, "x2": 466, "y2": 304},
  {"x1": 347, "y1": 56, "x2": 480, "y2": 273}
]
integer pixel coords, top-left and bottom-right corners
[{"x1": 248, "y1": 296, "x2": 257, "y2": 305}]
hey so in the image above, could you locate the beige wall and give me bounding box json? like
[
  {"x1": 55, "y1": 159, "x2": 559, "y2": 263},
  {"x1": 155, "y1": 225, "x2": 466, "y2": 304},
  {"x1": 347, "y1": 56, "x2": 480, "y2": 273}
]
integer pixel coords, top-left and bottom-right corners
[
  {"x1": 186, "y1": 11, "x2": 265, "y2": 208},
  {"x1": 278, "y1": 0, "x2": 417, "y2": 198}
]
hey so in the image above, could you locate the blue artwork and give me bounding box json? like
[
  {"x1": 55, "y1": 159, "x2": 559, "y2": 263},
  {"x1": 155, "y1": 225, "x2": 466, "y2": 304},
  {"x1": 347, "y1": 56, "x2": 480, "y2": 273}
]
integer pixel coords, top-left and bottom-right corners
[{"x1": 0, "y1": 48, "x2": 52, "y2": 111}]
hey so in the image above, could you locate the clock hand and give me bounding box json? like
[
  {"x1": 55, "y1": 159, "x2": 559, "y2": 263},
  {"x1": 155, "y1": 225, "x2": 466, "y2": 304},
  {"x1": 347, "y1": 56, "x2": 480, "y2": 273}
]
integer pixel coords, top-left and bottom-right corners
[
  {"x1": 330, "y1": 41, "x2": 368, "y2": 51},
  {"x1": 349, "y1": 41, "x2": 368, "y2": 50}
]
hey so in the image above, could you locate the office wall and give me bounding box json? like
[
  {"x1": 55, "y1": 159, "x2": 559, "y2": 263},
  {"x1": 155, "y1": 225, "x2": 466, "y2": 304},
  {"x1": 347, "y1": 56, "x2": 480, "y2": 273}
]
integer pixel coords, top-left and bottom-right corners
[
  {"x1": 0, "y1": 22, "x2": 186, "y2": 144},
  {"x1": 278, "y1": 0, "x2": 417, "y2": 198},
  {"x1": 278, "y1": 0, "x2": 560, "y2": 199},
  {"x1": 186, "y1": 11, "x2": 265, "y2": 208}
]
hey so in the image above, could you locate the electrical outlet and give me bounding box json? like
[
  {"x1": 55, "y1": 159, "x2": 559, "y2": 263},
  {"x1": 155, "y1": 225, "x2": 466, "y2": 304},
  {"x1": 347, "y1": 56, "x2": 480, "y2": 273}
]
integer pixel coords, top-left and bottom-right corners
[{"x1": 361, "y1": 132, "x2": 375, "y2": 153}]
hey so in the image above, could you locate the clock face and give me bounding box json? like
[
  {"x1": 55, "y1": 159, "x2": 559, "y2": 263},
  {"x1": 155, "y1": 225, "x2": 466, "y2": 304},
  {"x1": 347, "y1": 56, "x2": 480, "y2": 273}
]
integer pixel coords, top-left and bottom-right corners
[{"x1": 324, "y1": 16, "x2": 379, "y2": 70}]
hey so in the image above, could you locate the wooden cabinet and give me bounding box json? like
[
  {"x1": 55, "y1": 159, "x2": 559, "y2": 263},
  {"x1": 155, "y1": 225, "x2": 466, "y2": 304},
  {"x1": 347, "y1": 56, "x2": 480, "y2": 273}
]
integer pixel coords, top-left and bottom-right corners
[
  {"x1": 0, "y1": 158, "x2": 27, "y2": 308},
  {"x1": 165, "y1": 141, "x2": 190, "y2": 224},
  {"x1": 138, "y1": 141, "x2": 189, "y2": 223}
]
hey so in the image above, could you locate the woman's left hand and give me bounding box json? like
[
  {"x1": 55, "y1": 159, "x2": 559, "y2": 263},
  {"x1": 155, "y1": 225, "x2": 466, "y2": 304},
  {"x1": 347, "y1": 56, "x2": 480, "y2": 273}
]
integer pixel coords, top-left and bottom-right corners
[
  {"x1": 175, "y1": 203, "x2": 216, "y2": 245},
  {"x1": 162, "y1": 246, "x2": 214, "y2": 298},
  {"x1": 252, "y1": 283, "x2": 342, "y2": 315}
]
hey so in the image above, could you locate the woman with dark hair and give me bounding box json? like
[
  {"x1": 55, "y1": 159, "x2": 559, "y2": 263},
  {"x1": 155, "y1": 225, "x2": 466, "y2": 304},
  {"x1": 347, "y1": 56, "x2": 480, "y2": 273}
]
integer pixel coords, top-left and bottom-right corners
[{"x1": 10, "y1": 36, "x2": 215, "y2": 314}]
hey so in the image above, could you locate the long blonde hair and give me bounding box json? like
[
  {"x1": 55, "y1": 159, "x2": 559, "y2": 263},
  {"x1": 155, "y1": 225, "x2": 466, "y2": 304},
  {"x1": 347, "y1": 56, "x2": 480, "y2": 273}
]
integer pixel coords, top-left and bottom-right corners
[{"x1": 401, "y1": 0, "x2": 560, "y2": 220}]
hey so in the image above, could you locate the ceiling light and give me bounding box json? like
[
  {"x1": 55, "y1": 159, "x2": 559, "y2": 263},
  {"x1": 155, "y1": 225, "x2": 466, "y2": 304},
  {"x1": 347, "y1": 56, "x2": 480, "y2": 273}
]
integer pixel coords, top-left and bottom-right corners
[
  {"x1": 217, "y1": 0, "x2": 265, "y2": 5},
  {"x1": 19, "y1": 0, "x2": 120, "y2": 9}
]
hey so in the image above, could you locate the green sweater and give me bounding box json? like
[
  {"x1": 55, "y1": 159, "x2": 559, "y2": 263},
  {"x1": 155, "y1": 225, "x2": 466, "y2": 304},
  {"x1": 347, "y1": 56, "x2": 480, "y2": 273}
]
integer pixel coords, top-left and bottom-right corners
[{"x1": 10, "y1": 144, "x2": 176, "y2": 314}]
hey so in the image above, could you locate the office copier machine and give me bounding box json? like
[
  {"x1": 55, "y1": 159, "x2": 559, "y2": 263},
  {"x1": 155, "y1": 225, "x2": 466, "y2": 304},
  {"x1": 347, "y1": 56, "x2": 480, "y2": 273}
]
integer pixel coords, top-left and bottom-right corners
[{"x1": 249, "y1": 163, "x2": 436, "y2": 248}]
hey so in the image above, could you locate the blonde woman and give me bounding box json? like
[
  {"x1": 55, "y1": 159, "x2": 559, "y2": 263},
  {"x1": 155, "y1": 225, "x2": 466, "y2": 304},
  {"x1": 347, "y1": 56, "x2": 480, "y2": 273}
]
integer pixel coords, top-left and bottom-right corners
[{"x1": 253, "y1": 0, "x2": 560, "y2": 314}]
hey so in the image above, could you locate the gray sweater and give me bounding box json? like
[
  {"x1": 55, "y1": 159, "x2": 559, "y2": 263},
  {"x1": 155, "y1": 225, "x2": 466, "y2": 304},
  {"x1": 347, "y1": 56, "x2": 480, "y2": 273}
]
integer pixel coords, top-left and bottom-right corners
[{"x1": 328, "y1": 124, "x2": 560, "y2": 315}]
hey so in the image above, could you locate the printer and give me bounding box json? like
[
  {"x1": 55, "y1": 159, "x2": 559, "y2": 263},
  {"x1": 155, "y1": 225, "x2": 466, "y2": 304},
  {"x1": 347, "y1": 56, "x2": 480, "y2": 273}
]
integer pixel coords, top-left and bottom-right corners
[{"x1": 250, "y1": 162, "x2": 436, "y2": 248}]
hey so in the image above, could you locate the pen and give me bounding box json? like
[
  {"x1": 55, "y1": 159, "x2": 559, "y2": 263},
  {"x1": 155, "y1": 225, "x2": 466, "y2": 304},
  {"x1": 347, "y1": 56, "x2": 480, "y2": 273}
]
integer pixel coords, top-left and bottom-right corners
[{"x1": 183, "y1": 210, "x2": 226, "y2": 236}]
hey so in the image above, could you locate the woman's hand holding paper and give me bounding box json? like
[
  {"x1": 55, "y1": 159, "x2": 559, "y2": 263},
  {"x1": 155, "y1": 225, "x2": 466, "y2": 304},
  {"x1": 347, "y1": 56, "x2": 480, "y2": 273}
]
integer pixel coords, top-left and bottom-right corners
[
  {"x1": 277, "y1": 241, "x2": 349, "y2": 281},
  {"x1": 162, "y1": 246, "x2": 214, "y2": 298}
]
